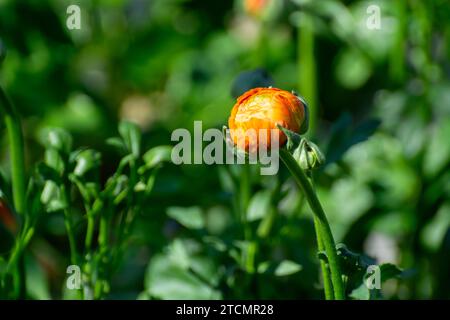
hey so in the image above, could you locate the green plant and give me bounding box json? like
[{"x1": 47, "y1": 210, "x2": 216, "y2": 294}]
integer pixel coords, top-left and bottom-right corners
[{"x1": 0, "y1": 73, "x2": 171, "y2": 298}]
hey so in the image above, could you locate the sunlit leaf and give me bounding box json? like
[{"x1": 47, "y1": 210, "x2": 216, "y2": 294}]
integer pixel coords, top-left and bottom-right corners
[
  {"x1": 39, "y1": 127, "x2": 72, "y2": 154},
  {"x1": 144, "y1": 253, "x2": 221, "y2": 300},
  {"x1": 142, "y1": 145, "x2": 172, "y2": 170},
  {"x1": 44, "y1": 149, "x2": 65, "y2": 175},
  {"x1": 167, "y1": 206, "x2": 205, "y2": 230},
  {"x1": 247, "y1": 190, "x2": 271, "y2": 221},
  {"x1": 118, "y1": 121, "x2": 141, "y2": 157},
  {"x1": 72, "y1": 149, "x2": 101, "y2": 177},
  {"x1": 257, "y1": 260, "x2": 303, "y2": 276}
]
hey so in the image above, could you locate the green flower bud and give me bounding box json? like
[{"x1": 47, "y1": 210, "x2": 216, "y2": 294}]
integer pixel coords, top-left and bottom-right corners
[{"x1": 293, "y1": 139, "x2": 325, "y2": 171}]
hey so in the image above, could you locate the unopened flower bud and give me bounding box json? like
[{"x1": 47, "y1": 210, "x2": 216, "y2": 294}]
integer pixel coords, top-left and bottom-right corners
[
  {"x1": 293, "y1": 139, "x2": 325, "y2": 171},
  {"x1": 228, "y1": 87, "x2": 308, "y2": 153}
]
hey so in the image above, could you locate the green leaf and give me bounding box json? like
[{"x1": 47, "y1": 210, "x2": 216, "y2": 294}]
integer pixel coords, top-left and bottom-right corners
[
  {"x1": 423, "y1": 118, "x2": 450, "y2": 178},
  {"x1": 336, "y1": 243, "x2": 377, "y2": 274},
  {"x1": 106, "y1": 137, "x2": 127, "y2": 154},
  {"x1": 167, "y1": 239, "x2": 191, "y2": 270},
  {"x1": 118, "y1": 121, "x2": 141, "y2": 157},
  {"x1": 247, "y1": 190, "x2": 271, "y2": 221},
  {"x1": 144, "y1": 253, "x2": 221, "y2": 300},
  {"x1": 72, "y1": 149, "x2": 101, "y2": 177},
  {"x1": 349, "y1": 283, "x2": 370, "y2": 300},
  {"x1": 297, "y1": 94, "x2": 309, "y2": 134},
  {"x1": 257, "y1": 260, "x2": 303, "y2": 276},
  {"x1": 40, "y1": 180, "x2": 59, "y2": 205},
  {"x1": 421, "y1": 203, "x2": 450, "y2": 251},
  {"x1": 379, "y1": 263, "x2": 403, "y2": 282},
  {"x1": 40, "y1": 181, "x2": 67, "y2": 212},
  {"x1": 142, "y1": 145, "x2": 172, "y2": 170},
  {"x1": 274, "y1": 260, "x2": 303, "y2": 276},
  {"x1": 44, "y1": 149, "x2": 65, "y2": 175},
  {"x1": 167, "y1": 206, "x2": 205, "y2": 229},
  {"x1": 45, "y1": 199, "x2": 68, "y2": 213},
  {"x1": 39, "y1": 127, "x2": 72, "y2": 154},
  {"x1": 276, "y1": 124, "x2": 302, "y2": 152},
  {"x1": 349, "y1": 263, "x2": 404, "y2": 300},
  {"x1": 144, "y1": 170, "x2": 159, "y2": 195},
  {"x1": 203, "y1": 236, "x2": 227, "y2": 252}
]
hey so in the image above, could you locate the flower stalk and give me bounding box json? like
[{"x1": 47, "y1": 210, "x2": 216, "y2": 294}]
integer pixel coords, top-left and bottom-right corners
[{"x1": 279, "y1": 148, "x2": 345, "y2": 300}]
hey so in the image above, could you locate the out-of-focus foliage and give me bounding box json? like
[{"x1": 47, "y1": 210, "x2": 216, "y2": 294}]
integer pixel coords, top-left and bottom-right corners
[{"x1": 0, "y1": 0, "x2": 449, "y2": 299}]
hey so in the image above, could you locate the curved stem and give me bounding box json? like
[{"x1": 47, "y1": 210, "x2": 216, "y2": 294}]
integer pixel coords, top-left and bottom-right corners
[
  {"x1": 313, "y1": 212, "x2": 334, "y2": 300},
  {"x1": 308, "y1": 174, "x2": 333, "y2": 300},
  {"x1": 279, "y1": 149, "x2": 345, "y2": 300}
]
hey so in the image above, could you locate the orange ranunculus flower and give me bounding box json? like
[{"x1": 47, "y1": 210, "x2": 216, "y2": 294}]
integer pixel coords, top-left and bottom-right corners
[{"x1": 228, "y1": 87, "x2": 307, "y2": 152}]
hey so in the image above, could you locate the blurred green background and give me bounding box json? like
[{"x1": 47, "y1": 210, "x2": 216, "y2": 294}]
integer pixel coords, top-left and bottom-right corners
[{"x1": 0, "y1": 0, "x2": 449, "y2": 299}]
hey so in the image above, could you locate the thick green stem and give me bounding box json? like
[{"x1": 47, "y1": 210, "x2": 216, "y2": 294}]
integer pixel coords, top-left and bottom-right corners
[
  {"x1": 313, "y1": 211, "x2": 334, "y2": 300},
  {"x1": 280, "y1": 149, "x2": 345, "y2": 300},
  {"x1": 308, "y1": 174, "x2": 333, "y2": 300}
]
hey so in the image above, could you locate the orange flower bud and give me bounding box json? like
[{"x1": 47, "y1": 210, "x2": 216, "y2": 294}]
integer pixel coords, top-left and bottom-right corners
[{"x1": 228, "y1": 87, "x2": 307, "y2": 152}]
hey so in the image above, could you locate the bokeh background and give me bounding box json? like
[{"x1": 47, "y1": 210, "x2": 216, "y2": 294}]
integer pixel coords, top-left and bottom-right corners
[{"x1": 0, "y1": 0, "x2": 449, "y2": 299}]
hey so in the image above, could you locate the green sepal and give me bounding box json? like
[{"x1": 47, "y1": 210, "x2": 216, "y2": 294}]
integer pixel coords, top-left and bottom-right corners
[
  {"x1": 291, "y1": 91, "x2": 309, "y2": 134},
  {"x1": 276, "y1": 124, "x2": 302, "y2": 152},
  {"x1": 277, "y1": 124, "x2": 325, "y2": 170}
]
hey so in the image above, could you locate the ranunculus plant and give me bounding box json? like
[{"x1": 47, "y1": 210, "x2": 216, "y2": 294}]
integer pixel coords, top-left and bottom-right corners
[{"x1": 226, "y1": 87, "x2": 345, "y2": 299}]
